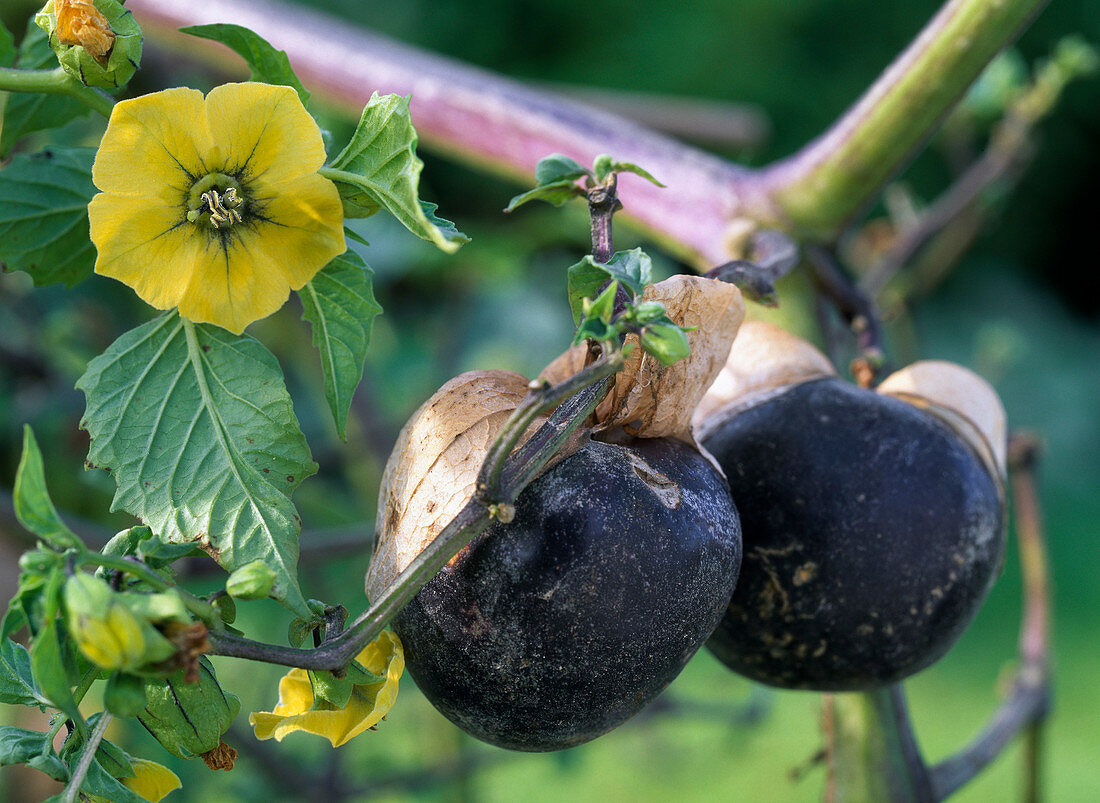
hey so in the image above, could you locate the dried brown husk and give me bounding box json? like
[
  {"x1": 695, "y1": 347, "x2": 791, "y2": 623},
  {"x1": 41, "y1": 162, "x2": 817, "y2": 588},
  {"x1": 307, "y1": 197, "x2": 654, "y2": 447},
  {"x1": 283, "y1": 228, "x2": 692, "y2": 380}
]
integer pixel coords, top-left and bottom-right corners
[
  {"x1": 877, "y1": 360, "x2": 1007, "y2": 482},
  {"x1": 365, "y1": 371, "x2": 532, "y2": 599},
  {"x1": 693, "y1": 320, "x2": 836, "y2": 439}
]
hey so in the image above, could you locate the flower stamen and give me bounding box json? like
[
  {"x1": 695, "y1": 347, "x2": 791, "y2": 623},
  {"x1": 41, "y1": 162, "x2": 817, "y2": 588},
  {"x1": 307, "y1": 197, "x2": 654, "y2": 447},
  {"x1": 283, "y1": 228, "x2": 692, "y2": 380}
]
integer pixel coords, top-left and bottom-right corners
[{"x1": 200, "y1": 188, "x2": 244, "y2": 229}]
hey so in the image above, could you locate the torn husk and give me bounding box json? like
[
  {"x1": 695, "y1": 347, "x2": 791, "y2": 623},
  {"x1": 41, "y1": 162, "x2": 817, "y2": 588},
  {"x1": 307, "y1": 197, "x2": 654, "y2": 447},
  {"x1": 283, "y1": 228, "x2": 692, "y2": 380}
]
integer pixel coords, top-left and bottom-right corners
[
  {"x1": 366, "y1": 371, "x2": 536, "y2": 599},
  {"x1": 693, "y1": 320, "x2": 836, "y2": 438}
]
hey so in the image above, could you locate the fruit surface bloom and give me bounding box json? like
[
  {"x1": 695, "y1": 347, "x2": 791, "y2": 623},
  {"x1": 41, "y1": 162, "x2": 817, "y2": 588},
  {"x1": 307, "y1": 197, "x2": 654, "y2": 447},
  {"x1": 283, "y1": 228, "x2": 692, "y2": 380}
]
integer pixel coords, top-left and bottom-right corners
[
  {"x1": 250, "y1": 630, "x2": 404, "y2": 747},
  {"x1": 88, "y1": 82, "x2": 345, "y2": 334}
]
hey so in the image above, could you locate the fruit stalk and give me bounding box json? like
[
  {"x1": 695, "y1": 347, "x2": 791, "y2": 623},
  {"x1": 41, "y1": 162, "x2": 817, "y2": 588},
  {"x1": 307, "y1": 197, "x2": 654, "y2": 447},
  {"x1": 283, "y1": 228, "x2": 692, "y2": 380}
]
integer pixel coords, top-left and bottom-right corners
[
  {"x1": 929, "y1": 432, "x2": 1052, "y2": 799},
  {"x1": 207, "y1": 352, "x2": 622, "y2": 670}
]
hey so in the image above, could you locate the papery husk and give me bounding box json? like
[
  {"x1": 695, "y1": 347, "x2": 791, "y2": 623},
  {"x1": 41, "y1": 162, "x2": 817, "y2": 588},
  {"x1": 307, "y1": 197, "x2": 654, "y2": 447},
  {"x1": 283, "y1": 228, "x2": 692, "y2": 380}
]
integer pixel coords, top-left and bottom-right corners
[
  {"x1": 877, "y1": 360, "x2": 1007, "y2": 482},
  {"x1": 591, "y1": 275, "x2": 745, "y2": 440},
  {"x1": 365, "y1": 371, "x2": 534, "y2": 600},
  {"x1": 693, "y1": 320, "x2": 836, "y2": 439}
]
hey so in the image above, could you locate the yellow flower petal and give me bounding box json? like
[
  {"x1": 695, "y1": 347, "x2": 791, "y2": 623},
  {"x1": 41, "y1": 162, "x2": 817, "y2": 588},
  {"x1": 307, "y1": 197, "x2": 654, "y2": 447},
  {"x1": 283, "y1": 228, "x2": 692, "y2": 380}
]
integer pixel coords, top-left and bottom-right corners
[
  {"x1": 249, "y1": 631, "x2": 404, "y2": 748},
  {"x1": 89, "y1": 193, "x2": 198, "y2": 311},
  {"x1": 175, "y1": 236, "x2": 297, "y2": 335},
  {"x1": 92, "y1": 87, "x2": 214, "y2": 202},
  {"x1": 122, "y1": 757, "x2": 182, "y2": 802},
  {"x1": 89, "y1": 82, "x2": 344, "y2": 332},
  {"x1": 205, "y1": 83, "x2": 328, "y2": 186},
  {"x1": 250, "y1": 172, "x2": 346, "y2": 289}
]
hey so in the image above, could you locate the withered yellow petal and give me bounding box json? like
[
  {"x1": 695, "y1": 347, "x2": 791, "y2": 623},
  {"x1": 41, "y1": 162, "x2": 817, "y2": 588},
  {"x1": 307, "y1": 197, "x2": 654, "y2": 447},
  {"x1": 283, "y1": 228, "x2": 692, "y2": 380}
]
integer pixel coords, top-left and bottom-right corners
[
  {"x1": 122, "y1": 758, "x2": 182, "y2": 802},
  {"x1": 93, "y1": 87, "x2": 214, "y2": 201},
  {"x1": 249, "y1": 631, "x2": 404, "y2": 747},
  {"x1": 205, "y1": 83, "x2": 328, "y2": 187}
]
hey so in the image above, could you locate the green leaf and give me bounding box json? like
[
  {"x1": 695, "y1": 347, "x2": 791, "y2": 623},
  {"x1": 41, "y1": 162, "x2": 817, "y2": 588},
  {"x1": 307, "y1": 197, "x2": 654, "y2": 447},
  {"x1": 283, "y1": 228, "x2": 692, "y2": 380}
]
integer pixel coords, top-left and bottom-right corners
[
  {"x1": 567, "y1": 257, "x2": 613, "y2": 325},
  {"x1": 0, "y1": 637, "x2": 48, "y2": 707},
  {"x1": 0, "y1": 22, "x2": 90, "y2": 156},
  {"x1": 31, "y1": 597, "x2": 83, "y2": 726},
  {"x1": 611, "y1": 160, "x2": 665, "y2": 187},
  {"x1": 0, "y1": 727, "x2": 69, "y2": 781},
  {"x1": 298, "y1": 251, "x2": 382, "y2": 440},
  {"x1": 566, "y1": 248, "x2": 654, "y2": 324},
  {"x1": 75, "y1": 758, "x2": 146, "y2": 803},
  {"x1": 0, "y1": 147, "x2": 97, "y2": 287},
  {"x1": 592, "y1": 153, "x2": 614, "y2": 181},
  {"x1": 180, "y1": 24, "x2": 310, "y2": 105},
  {"x1": 504, "y1": 180, "x2": 584, "y2": 212},
  {"x1": 13, "y1": 426, "x2": 83, "y2": 551},
  {"x1": 76, "y1": 313, "x2": 317, "y2": 617},
  {"x1": 419, "y1": 200, "x2": 469, "y2": 248},
  {"x1": 571, "y1": 281, "x2": 620, "y2": 347},
  {"x1": 0, "y1": 21, "x2": 15, "y2": 67},
  {"x1": 535, "y1": 153, "x2": 591, "y2": 185},
  {"x1": 601, "y1": 248, "x2": 654, "y2": 296},
  {"x1": 327, "y1": 92, "x2": 467, "y2": 252}
]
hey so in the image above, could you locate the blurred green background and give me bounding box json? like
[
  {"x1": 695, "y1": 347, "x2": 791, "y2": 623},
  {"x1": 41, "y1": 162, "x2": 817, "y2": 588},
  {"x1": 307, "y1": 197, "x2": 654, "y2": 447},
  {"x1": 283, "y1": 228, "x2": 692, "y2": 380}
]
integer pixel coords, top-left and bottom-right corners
[{"x1": 1, "y1": 0, "x2": 1098, "y2": 800}]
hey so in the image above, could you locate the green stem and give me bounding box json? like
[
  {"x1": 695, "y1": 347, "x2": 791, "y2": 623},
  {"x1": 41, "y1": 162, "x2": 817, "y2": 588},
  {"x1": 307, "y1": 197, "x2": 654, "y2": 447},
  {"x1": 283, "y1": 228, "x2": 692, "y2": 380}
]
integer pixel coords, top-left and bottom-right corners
[
  {"x1": 80, "y1": 553, "x2": 222, "y2": 626},
  {"x1": 40, "y1": 667, "x2": 99, "y2": 759},
  {"x1": 762, "y1": 0, "x2": 1050, "y2": 239},
  {"x1": 61, "y1": 712, "x2": 112, "y2": 803},
  {"x1": 829, "y1": 686, "x2": 934, "y2": 802},
  {"x1": 0, "y1": 66, "x2": 115, "y2": 118}
]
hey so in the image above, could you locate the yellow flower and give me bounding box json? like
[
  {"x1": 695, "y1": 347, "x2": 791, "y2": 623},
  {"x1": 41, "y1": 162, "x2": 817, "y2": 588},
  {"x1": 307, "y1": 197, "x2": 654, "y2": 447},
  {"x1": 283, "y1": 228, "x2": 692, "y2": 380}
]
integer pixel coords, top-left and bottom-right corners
[
  {"x1": 88, "y1": 82, "x2": 345, "y2": 334},
  {"x1": 121, "y1": 757, "x2": 182, "y2": 802},
  {"x1": 249, "y1": 630, "x2": 404, "y2": 748}
]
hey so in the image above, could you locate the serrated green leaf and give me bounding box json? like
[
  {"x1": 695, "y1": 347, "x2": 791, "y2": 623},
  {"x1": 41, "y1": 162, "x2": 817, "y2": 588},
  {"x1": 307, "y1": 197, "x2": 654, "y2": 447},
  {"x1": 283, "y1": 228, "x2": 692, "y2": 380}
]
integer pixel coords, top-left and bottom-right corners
[
  {"x1": 180, "y1": 24, "x2": 310, "y2": 105},
  {"x1": 0, "y1": 22, "x2": 90, "y2": 156},
  {"x1": 76, "y1": 313, "x2": 316, "y2": 617},
  {"x1": 299, "y1": 251, "x2": 382, "y2": 440},
  {"x1": 0, "y1": 147, "x2": 96, "y2": 287},
  {"x1": 0, "y1": 727, "x2": 69, "y2": 781},
  {"x1": 535, "y1": 153, "x2": 591, "y2": 185},
  {"x1": 327, "y1": 92, "x2": 466, "y2": 252},
  {"x1": 504, "y1": 180, "x2": 584, "y2": 212},
  {"x1": 419, "y1": 200, "x2": 469, "y2": 247},
  {"x1": 0, "y1": 637, "x2": 48, "y2": 707},
  {"x1": 13, "y1": 426, "x2": 83, "y2": 551},
  {"x1": 566, "y1": 249, "x2": 654, "y2": 324}
]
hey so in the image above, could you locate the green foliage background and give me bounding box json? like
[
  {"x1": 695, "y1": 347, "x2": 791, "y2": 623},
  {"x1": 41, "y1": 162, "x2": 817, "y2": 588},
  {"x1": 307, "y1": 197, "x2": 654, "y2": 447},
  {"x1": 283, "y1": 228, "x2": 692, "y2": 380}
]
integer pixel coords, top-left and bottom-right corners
[{"x1": 1, "y1": 0, "x2": 1098, "y2": 800}]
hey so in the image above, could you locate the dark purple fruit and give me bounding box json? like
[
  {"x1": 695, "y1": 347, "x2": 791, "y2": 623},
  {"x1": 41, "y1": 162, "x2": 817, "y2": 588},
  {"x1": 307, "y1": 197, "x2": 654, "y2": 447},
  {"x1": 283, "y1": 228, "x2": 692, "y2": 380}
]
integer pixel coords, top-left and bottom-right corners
[
  {"x1": 394, "y1": 436, "x2": 741, "y2": 751},
  {"x1": 700, "y1": 375, "x2": 1005, "y2": 691}
]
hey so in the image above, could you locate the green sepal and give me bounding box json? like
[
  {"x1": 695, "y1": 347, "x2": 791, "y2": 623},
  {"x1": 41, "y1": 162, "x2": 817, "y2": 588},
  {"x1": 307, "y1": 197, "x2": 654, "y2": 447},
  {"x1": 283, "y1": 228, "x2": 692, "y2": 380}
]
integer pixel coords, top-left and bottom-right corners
[
  {"x1": 308, "y1": 669, "x2": 354, "y2": 710},
  {"x1": 638, "y1": 322, "x2": 692, "y2": 366},
  {"x1": 35, "y1": 0, "x2": 142, "y2": 90},
  {"x1": 211, "y1": 595, "x2": 236, "y2": 625},
  {"x1": 180, "y1": 23, "x2": 310, "y2": 105},
  {"x1": 571, "y1": 281, "x2": 620, "y2": 347},
  {"x1": 103, "y1": 673, "x2": 147, "y2": 718},
  {"x1": 138, "y1": 659, "x2": 240, "y2": 759},
  {"x1": 225, "y1": 560, "x2": 277, "y2": 600}
]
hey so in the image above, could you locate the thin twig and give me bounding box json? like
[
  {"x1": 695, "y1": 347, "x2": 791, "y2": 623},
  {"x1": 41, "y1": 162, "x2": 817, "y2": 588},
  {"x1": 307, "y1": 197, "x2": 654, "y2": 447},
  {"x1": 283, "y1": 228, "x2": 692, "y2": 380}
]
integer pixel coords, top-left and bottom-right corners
[
  {"x1": 805, "y1": 245, "x2": 890, "y2": 386},
  {"x1": 929, "y1": 431, "x2": 1052, "y2": 799},
  {"x1": 61, "y1": 713, "x2": 112, "y2": 803}
]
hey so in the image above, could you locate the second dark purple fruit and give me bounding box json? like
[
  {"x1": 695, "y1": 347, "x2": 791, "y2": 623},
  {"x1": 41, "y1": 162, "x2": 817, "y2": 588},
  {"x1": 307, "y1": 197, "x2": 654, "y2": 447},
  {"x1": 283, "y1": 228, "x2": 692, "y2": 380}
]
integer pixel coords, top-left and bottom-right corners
[
  {"x1": 395, "y1": 437, "x2": 742, "y2": 751},
  {"x1": 701, "y1": 377, "x2": 1004, "y2": 691}
]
